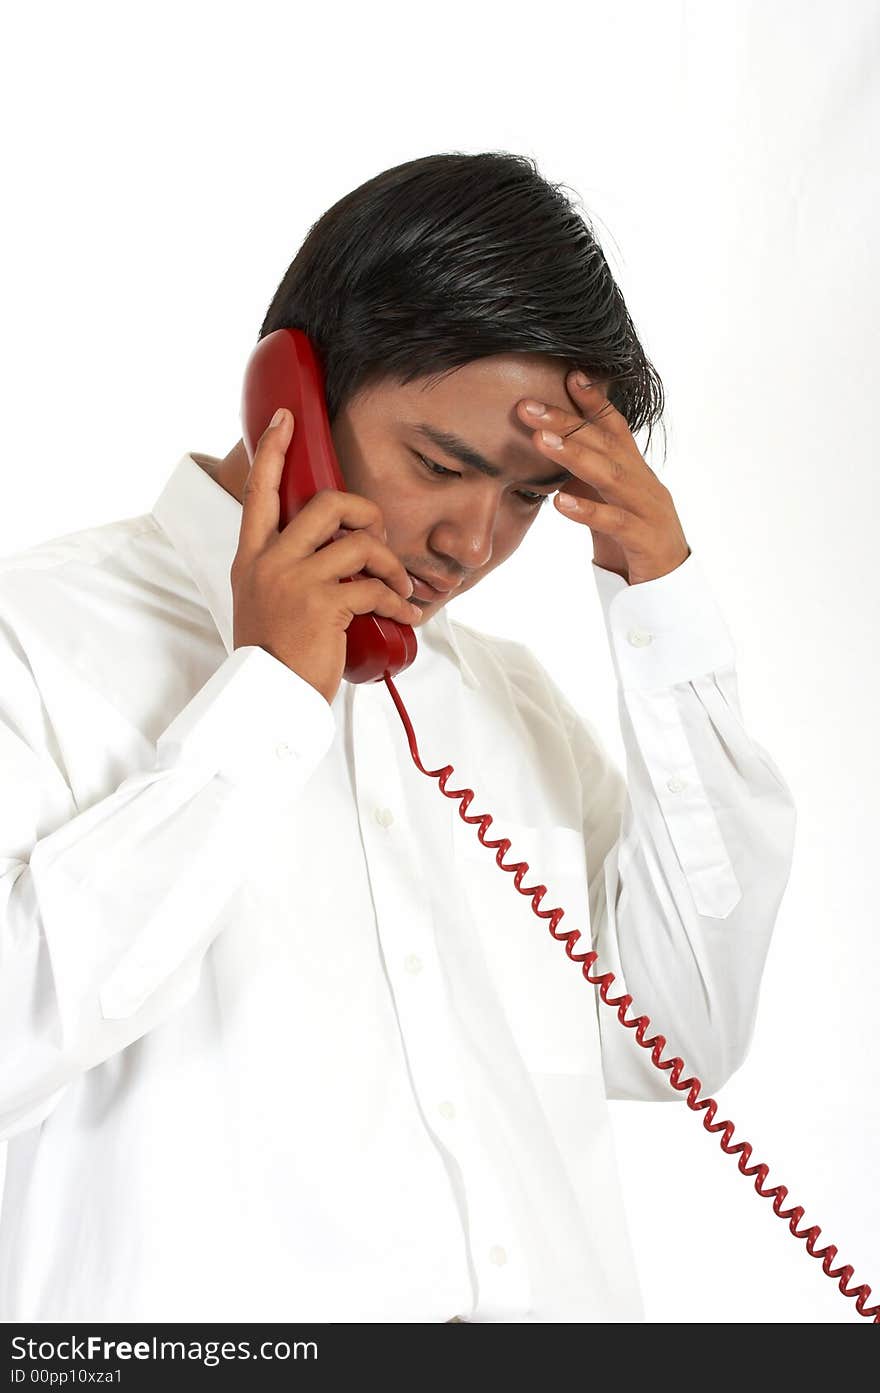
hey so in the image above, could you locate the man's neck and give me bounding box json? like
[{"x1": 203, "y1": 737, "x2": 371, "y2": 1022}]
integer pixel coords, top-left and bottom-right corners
[{"x1": 191, "y1": 439, "x2": 250, "y2": 504}]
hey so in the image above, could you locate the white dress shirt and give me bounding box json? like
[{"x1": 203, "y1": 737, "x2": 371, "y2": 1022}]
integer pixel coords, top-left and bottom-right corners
[{"x1": 0, "y1": 452, "x2": 796, "y2": 1323}]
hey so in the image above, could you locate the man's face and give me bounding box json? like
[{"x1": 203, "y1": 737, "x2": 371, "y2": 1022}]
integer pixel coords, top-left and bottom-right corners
[{"x1": 330, "y1": 352, "x2": 576, "y2": 622}]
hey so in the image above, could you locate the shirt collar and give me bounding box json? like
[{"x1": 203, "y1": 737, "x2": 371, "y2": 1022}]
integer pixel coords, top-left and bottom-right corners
[
  {"x1": 151, "y1": 453, "x2": 481, "y2": 690},
  {"x1": 430, "y1": 595, "x2": 481, "y2": 690}
]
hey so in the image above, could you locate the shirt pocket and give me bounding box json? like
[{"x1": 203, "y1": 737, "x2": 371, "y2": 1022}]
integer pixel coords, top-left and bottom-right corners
[{"x1": 455, "y1": 819, "x2": 602, "y2": 1076}]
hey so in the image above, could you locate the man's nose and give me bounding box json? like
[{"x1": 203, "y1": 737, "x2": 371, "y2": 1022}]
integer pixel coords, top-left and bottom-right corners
[{"x1": 433, "y1": 499, "x2": 498, "y2": 573}]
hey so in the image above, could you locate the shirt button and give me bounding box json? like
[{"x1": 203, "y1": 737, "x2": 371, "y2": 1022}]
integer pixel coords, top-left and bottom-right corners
[
  {"x1": 489, "y1": 1245, "x2": 508, "y2": 1266},
  {"x1": 666, "y1": 777, "x2": 686, "y2": 793},
  {"x1": 373, "y1": 807, "x2": 395, "y2": 828},
  {"x1": 438, "y1": 1100, "x2": 456, "y2": 1120},
  {"x1": 627, "y1": 627, "x2": 653, "y2": 647},
  {"x1": 404, "y1": 954, "x2": 423, "y2": 975},
  {"x1": 275, "y1": 741, "x2": 294, "y2": 759}
]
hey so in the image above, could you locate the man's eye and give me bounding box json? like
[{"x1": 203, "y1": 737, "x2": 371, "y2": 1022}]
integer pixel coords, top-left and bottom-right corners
[
  {"x1": 413, "y1": 452, "x2": 549, "y2": 508},
  {"x1": 415, "y1": 452, "x2": 456, "y2": 480}
]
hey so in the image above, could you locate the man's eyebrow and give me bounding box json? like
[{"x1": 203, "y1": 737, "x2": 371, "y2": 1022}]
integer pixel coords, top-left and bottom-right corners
[{"x1": 409, "y1": 421, "x2": 573, "y2": 488}]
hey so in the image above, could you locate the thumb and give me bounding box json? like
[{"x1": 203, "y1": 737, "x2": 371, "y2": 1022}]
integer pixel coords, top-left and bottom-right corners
[
  {"x1": 264, "y1": 406, "x2": 295, "y2": 441},
  {"x1": 249, "y1": 406, "x2": 295, "y2": 480}
]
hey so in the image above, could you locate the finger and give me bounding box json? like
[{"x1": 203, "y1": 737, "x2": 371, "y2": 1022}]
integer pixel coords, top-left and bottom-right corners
[
  {"x1": 337, "y1": 575, "x2": 423, "y2": 625},
  {"x1": 280, "y1": 489, "x2": 391, "y2": 561},
  {"x1": 312, "y1": 530, "x2": 414, "y2": 599},
  {"x1": 554, "y1": 491, "x2": 641, "y2": 545},
  {"x1": 524, "y1": 416, "x2": 625, "y2": 500},
  {"x1": 565, "y1": 370, "x2": 618, "y2": 424},
  {"x1": 516, "y1": 384, "x2": 612, "y2": 440},
  {"x1": 236, "y1": 407, "x2": 295, "y2": 564}
]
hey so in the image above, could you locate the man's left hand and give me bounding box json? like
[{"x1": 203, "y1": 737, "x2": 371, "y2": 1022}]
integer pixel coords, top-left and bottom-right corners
[{"x1": 516, "y1": 370, "x2": 691, "y2": 586}]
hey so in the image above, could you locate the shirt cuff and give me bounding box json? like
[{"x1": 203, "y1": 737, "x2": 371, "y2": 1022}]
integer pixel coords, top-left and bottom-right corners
[
  {"x1": 155, "y1": 645, "x2": 336, "y2": 803},
  {"x1": 591, "y1": 552, "x2": 736, "y2": 690}
]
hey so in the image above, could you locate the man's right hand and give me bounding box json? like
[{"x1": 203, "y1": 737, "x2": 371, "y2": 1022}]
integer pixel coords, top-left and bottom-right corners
[{"x1": 230, "y1": 408, "x2": 422, "y2": 706}]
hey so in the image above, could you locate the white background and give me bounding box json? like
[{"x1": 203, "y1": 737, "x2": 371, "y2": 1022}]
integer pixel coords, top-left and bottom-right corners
[{"x1": 1, "y1": 0, "x2": 877, "y2": 1324}]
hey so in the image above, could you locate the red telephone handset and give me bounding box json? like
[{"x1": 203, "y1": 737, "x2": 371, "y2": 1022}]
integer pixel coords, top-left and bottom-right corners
[{"x1": 240, "y1": 327, "x2": 418, "y2": 686}]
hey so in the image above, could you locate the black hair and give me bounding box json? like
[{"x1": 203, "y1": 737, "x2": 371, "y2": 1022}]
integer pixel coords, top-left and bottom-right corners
[{"x1": 258, "y1": 151, "x2": 666, "y2": 460}]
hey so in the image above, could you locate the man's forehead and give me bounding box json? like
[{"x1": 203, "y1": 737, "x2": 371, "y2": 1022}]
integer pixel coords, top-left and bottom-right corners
[
  {"x1": 355, "y1": 354, "x2": 578, "y2": 424},
  {"x1": 416, "y1": 352, "x2": 573, "y2": 401}
]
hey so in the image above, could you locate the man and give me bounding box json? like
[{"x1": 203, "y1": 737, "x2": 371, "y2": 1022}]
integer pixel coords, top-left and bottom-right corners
[{"x1": 0, "y1": 152, "x2": 796, "y2": 1322}]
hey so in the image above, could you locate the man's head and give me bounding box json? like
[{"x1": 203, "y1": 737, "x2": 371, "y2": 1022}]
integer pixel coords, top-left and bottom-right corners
[{"x1": 228, "y1": 152, "x2": 665, "y2": 619}]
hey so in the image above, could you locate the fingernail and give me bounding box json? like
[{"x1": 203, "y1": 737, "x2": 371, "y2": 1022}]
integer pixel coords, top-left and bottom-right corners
[
  {"x1": 270, "y1": 408, "x2": 286, "y2": 428},
  {"x1": 557, "y1": 492, "x2": 578, "y2": 509},
  {"x1": 523, "y1": 399, "x2": 546, "y2": 416},
  {"x1": 573, "y1": 372, "x2": 590, "y2": 388},
  {"x1": 541, "y1": 429, "x2": 564, "y2": 448}
]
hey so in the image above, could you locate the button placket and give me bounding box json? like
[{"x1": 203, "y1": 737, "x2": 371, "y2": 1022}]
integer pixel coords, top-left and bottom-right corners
[
  {"x1": 350, "y1": 683, "x2": 528, "y2": 1312},
  {"x1": 352, "y1": 682, "x2": 464, "y2": 1093}
]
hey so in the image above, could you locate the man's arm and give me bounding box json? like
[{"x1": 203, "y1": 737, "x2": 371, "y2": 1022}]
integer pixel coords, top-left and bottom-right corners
[
  {"x1": 568, "y1": 553, "x2": 797, "y2": 1100},
  {"x1": 0, "y1": 613, "x2": 335, "y2": 1143}
]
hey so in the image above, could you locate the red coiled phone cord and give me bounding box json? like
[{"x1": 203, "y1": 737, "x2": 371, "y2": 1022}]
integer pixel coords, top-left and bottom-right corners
[{"x1": 382, "y1": 670, "x2": 879, "y2": 1324}]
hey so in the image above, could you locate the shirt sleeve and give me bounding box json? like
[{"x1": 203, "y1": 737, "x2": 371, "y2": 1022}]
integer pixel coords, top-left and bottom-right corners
[
  {"x1": 0, "y1": 630, "x2": 336, "y2": 1143},
  {"x1": 564, "y1": 552, "x2": 797, "y2": 1101}
]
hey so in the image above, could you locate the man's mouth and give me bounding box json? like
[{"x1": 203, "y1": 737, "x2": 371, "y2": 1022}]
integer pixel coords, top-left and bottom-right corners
[{"x1": 405, "y1": 570, "x2": 456, "y2": 601}]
